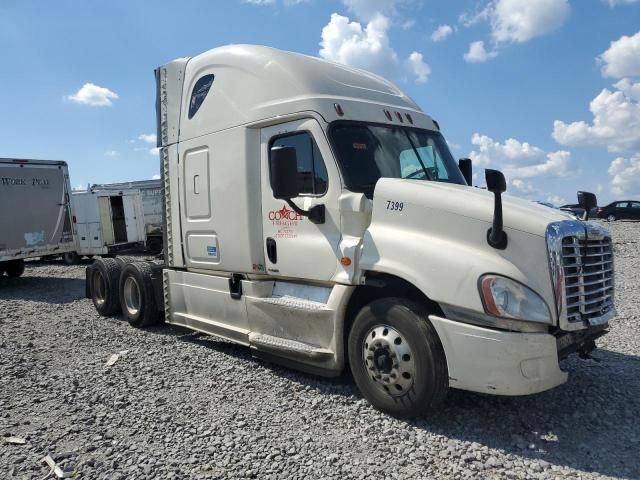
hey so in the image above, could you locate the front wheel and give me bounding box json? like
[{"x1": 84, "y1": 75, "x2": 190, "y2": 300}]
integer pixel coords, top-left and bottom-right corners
[
  {"x1": 348, "y1": 298, "x2": 449, "y2": 418},
  {"x1": 607, "y1": 214, "x2": 616, "y2": 222}
]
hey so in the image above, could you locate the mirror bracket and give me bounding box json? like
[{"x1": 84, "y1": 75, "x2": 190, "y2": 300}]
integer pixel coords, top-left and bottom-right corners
[{"x1": 285, "y1": 199, "x2": 325, "y2": 225}]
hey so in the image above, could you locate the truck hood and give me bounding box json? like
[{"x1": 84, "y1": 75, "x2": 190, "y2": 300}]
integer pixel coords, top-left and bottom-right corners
[{"x1": 373, "y1": 179, "x2": 573, "y2": 237}]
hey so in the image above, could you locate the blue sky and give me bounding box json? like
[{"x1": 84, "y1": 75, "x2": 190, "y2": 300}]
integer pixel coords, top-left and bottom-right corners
[{"x1": 1, "y1": 0, "x2": 639, "y2": 205}]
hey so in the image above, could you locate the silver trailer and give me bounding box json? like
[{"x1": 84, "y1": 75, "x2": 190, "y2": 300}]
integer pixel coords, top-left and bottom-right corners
[
  {"x1": 0, "y1": 158, "x2": 75, "y2": 277},
  {"x1": 91, "y1": 180, "x2": 163, "y2": 253}
]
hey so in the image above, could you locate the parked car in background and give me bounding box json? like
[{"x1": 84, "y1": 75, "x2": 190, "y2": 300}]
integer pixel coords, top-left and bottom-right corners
[{"x1": 596, "y1": 201, "x2": 640, "y2": 221}]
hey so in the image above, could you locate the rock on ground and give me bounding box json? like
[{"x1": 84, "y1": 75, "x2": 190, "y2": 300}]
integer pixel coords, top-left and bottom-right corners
[{"x1": 1, "y1": 223, "x2": 639, "y2": 479}]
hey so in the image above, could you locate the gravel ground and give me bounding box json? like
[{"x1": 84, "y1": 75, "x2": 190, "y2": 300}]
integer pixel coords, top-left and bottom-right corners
[{"x1": 1, "y1": 222, "x2": 639, "y2": 480}]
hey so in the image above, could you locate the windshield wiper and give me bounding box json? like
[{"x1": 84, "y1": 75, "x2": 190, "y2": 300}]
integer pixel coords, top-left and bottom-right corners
[{"x1": 404, "y1": 131, "x2": 432, "y2": 180}]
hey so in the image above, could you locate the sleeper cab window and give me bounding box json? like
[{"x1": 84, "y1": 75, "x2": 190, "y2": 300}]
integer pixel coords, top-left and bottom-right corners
[
  {"x1": 270, "y1": 132, "x2": 328, "y2": 196},
  {"x1": 188, "y1": 74, "x2": 215, "y2": 119}
]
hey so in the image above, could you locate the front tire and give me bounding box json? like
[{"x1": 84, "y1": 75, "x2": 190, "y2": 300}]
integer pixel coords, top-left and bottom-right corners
[
  {"x1": 348, "y1": 298, "x2": 448, "y2": 418},
  {"x1": 119, "y1": 262, "x2": 159, "y2": 328},
  {"x1": 4, "y1": 260, "x2": 25, "y2": 278},
  {"x1": 607, "y1": 214, "x2": 616, "y2": 222}
]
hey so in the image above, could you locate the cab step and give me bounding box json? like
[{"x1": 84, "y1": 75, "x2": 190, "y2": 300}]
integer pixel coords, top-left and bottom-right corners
[{"x1": 249, "y1": 332, "x2": 333, "y2": 360}]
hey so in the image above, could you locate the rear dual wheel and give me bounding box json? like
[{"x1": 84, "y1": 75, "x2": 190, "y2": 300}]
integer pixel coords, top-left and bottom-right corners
[
  {"x1": 119, "y1": 262, "x2": 159, "y2": 328},
  {"x1": 348, "y1": 298, "x2": 448, "y2": 418}
]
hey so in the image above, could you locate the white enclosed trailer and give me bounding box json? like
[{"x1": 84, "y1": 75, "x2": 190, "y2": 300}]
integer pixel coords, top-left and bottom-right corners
[
  {"x1": 0, "y1": 158, "x2": 75, "y2": 277},
  {"x1": 87, "y1": 45, "x2": 615, "y2": 417},
  {"x1": 66, "y1": 189, "x2": 145, "y2": 263},
  {"x1": 91, "y1": 179, "x2": 163, "y2": 253}
]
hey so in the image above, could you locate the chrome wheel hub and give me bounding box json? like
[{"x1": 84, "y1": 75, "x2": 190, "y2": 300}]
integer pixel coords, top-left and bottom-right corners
[
  {"x1": 363, "y1": 325, "x2": 415, "y2": 396},
  {"x1": 123, "y1": 276, "x2": 141, "y2": 317},
  {"x1": 92, "y1": 270, "x2": 106, "y2": 307}
]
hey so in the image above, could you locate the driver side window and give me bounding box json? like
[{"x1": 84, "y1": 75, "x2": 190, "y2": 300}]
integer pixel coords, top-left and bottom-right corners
[{"x1": 270, "y1": 132, "x2": 328, "y2": 196}]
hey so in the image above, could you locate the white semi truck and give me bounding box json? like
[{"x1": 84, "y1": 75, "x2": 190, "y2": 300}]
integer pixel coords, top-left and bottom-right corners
[
  {"x1": 86, "y1": 45, "x2": 615, "y2": 417},
  {"x1": 64, "y1": 189, "x2": 146, "y2": 264},
  {"x1": 1, "y1": 158, "x2": 75, "y2": 277}
]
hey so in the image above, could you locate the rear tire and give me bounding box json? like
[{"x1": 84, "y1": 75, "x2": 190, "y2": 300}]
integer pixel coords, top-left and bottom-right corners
[
  {"x1": 119, "y1": 262, "x2": 159, "y2": 328},
  {"x1": 115, "y1": 256, "x2": 137, "y2": 270},
  {"x1": 90, "y1": 258, "x2": 122, "y2": 316},
  {"x1": 607, "y1": 214, "x2": 616, "y2": 222},
  {"x1": 62, "y1": 252, "x2": 80, "y2": 265},
  {"x1": 4, "y1": 260, "x2": 25, "y2": 278},
  {"x1": 348, "y1": 297, "x2": 449, "y2": 418}
]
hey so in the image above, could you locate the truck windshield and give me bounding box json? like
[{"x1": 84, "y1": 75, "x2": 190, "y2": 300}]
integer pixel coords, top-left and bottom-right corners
[{"x1": 329, "y1": 122, "x2": 466, "y2": 196}]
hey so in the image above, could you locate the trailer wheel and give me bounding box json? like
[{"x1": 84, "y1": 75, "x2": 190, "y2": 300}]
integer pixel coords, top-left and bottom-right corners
[
  {"x1": 90, "y1": 258, "x2": 121, "y2": 316},
  {"x1": 4, "y1": 260, "x2": 25, "y2": 278},
  {"x1": 62, "y1": 252, "x2": 80, "y2": 265},
  {"x1": 348, "y1": 297, "x2": 449, "y2": 418},
  {"x1": 119, "y1": 262, "x2": 159, "y2": 328}
]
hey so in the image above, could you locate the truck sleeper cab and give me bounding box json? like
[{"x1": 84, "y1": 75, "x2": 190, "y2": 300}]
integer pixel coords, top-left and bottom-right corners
[{"x1": 87, "y1": 45, "x2": 615, "y2": 418}]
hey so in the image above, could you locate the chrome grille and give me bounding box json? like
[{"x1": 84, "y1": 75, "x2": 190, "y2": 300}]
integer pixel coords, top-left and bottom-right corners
[
  {"x1": 561, "y1": 235, "x2": 614, "y2": 324},
  {"x1": 547, "y1": 221, "x2": 616, "y2": 331}
]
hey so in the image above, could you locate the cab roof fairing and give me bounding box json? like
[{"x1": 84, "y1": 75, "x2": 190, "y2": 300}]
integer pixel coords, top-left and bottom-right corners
[{"x1": 157, "y1": 45, "x2": 437, "y2": 146}]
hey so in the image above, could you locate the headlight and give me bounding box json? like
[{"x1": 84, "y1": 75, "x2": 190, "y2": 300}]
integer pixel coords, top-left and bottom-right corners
[{"x1": 479, "y1": 274, "x2": 552, "y2": 324}]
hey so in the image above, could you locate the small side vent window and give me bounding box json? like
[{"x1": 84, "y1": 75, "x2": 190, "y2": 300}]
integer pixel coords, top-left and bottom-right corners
[{"x1": 188, "y1": 74, "x2": 215, "y2": 119}]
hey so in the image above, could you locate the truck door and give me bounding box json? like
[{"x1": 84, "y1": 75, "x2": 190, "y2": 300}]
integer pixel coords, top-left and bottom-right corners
[
  {"x1": 260, "y1": 119, "x2": 342, "y2": 281},
  {"x1": 98, "y1": 196, "x2": 115, "y2": 245},
  {"x1": 123, "y1": 194, "x2": 143, "y2": 243}
]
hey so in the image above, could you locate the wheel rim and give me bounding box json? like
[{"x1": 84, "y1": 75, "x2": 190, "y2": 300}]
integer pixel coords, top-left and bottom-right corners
[
  {"x1": 363, "y1": 325, "x2": 416, "y2": 396},
  {"x1": 608, "y1": 215, "x2": 615, "y2": 222},
  {"x1": 123, "y1": 276, "x2": 141, "y2": 317},
  {"x1": 92, "y1": 270, "x2": 106, "y2": 307}
]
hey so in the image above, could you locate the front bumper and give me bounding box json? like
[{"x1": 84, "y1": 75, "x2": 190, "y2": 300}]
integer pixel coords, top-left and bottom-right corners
[{"x1": 429, "y1": 315, "x2": 567, "y2": 396}]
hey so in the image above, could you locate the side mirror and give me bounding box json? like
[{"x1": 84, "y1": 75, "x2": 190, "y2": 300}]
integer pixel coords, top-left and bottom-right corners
[
  {"x1": 486, "y1": 169, "x2": 506, "y2": 193},
  {"x1": 458, "y1": 158, "x2": 473, "y2": 186},
  {"x1": 577, "y1": 191, "x2": 597, "y2": 221},
  {"x1": 485, "y1": 169, "x2": 507, "y2": 250},
  {"x1": 269, "y1": 146, "x2": 299, "y2": 200}
]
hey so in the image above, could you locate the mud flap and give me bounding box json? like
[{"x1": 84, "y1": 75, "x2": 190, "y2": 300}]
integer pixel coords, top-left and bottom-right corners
[{"x1": 85, "y1": 265, "x2": 94, "y2": 299}]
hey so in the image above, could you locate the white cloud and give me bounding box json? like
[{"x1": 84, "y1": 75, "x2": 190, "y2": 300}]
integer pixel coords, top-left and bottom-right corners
[
  {"x1": 615, "y1": 78, "x2": 640, "y2": 100},
  {"x1": 406, "y1": 52, "x2": 430, "y2": 83},
  {"x1": 401, "y1": 19, "x2": 415, "y2": 30},
  {"x1": 341, "y1": 0, "x2": 399, "y2": 21},
  {"x1": 547, "y1": 194, "x2": 566, "y2": 206},
  {"x1": 552, "y1": 79, "x2": 640, "y2": 152},
  {"x1": 470, "y1": 133, "x2": 571, "y2": 179},
  {"x1": 319, "y1": 13, "x2": 429, "y2": 84},
  {"x1": 490, "y1": 0, "x2": 570, "y2": 44},
  {"x1": 431, "y1": 24, "x2": 453, "y2": 42},
  {"x1": 511, "y1": 179, "x2": 538, "y2": 194},
  {"x1": 104, "y1": 150, "x2": 118, "y2": 157},
  {"x1": 598, "y1": 31, "x2": 640, "y2": 79},
  {"x1": 67, "y1": 83, "x2": 118, "y2": 107},
  {"x1": 609, "y1": 153, "x2": 640, "y2": 195},
  {"x1": 606, "y1": 0, "x2": 639, "y2": 6},
  {"x1": 138, "y1": 133, "x2": 157, "y2": 144},
  {"x1": 152, "y1": 174, "x2": 161, "y2": 180},
  {"x1": 464, "y1": 41, "x2": 497, "y2": 63},
  {"x1": 149, "y1": 147, "x2": 160, "y2": 156},
  {"x1": 459, "y1": 0, "x2": 569, "y2": 61}
]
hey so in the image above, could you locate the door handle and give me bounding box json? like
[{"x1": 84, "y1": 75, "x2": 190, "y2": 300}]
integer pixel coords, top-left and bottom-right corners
[
  {"x1": 193, "y1": 175, "x2": 200, "y2": 194},
  {"x1": 266, "y1": 237, "x2": 277, "y2": 264}
]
